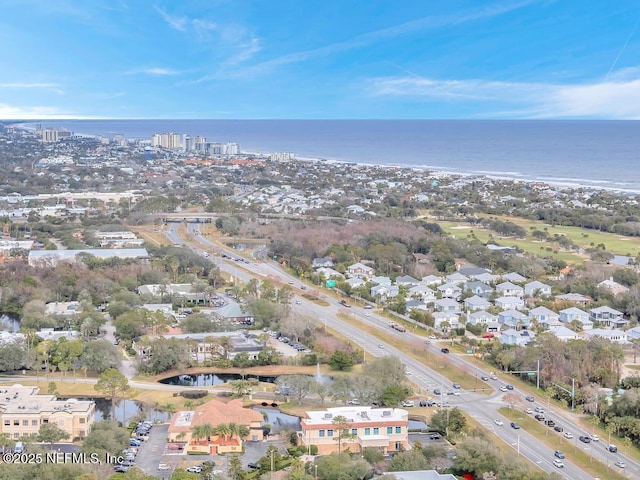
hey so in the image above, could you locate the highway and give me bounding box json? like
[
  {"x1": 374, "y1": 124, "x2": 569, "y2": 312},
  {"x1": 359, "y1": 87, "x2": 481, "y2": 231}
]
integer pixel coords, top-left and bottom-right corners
[{"x1": 168, "y1": 222, "x2": 637, "y2": 479}]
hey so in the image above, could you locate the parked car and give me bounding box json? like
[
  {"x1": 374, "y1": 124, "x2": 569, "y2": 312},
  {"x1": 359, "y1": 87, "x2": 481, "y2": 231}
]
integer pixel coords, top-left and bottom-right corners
[
  {"x1": 482, "y1": 333, "x2": 494, "y2": 338},
  {"x1": 427, "y1": 433, "x2": 441, "y2": 440},
  {"x1": 401, "y1": 400, "x2": 415, "y2": 407},
  {"x1": 248, "y1": 463, "x2": 260, "y2": 469},
  {"x1": 186, "y1": 466, "x2": 203, "y2": 473},
  {"x1": 114, "y1": 465, "x2": 130, "y2": 473},
  {"x1": 167, "y1": 443, "x2": 184, "y2": 450},
  {"x1": 347, "y1": 399, "x2": 360, "y2": 405}
]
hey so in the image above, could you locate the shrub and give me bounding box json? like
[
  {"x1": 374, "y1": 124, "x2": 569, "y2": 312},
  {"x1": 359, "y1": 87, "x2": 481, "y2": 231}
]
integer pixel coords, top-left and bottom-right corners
[
  {"x1": 180, "y1": 390, "x2": 208, "y2": 399},
  {"x1": 309, "y1": 445, "x2": 318, "y2": 455}
]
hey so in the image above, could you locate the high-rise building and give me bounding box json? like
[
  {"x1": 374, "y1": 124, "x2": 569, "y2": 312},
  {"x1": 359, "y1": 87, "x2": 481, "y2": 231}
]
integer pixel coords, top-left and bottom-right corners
[{"x1": 151, "y1": 132, "x2": 183, "y2": 150}]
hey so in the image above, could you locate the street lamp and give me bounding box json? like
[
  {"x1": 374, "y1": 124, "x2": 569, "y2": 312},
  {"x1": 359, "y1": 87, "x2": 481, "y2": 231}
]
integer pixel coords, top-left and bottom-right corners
[{"x1": 314, "y1": 464, "x2": 318, "y2": 480}]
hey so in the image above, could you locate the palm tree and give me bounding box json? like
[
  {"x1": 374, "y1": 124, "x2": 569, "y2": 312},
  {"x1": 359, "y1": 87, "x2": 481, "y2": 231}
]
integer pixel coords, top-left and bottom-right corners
[
  {"x1": 199, "y1": 423, "x2": 216, "y2": 442},
  {"x1": 214, "y1": 423, "x2": 232, "y2": 443},
  {"x1": 191, "y1": 424, "x2": 207, "y2": 445}
]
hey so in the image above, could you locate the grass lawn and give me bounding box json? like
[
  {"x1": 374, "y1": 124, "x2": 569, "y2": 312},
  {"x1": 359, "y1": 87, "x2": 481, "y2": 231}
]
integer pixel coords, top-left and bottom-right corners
[
  {"x1": 499, "y1": 407, "x2": 626, "y2": 480},
  {"x1": 437, "y1": 214, "x2": 640, "y2": 263}
]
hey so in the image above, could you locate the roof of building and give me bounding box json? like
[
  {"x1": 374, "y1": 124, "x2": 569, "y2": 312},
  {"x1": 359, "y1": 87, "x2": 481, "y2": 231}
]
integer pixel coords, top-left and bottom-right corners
[
  {"x1": 168, "y1": 398, "x2": 263, "y2": 433},
  {"x1": 302, "y1": 406, "x2": 408, "y2": 428}
]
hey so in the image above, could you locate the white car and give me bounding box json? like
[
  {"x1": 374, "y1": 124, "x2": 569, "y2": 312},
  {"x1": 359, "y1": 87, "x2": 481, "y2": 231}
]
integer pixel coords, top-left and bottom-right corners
[
  {"x1": 428, "y1": 335, "x2": 437, "y2": 340},
  {"x1": 525, "y1": 408, "x2": 533, "y2": 414},
  {"x1": 563, "y1": 432, "x2": 573, "y2": 439},
  {"x1": 401, "y1": 400, "x2": 415, "y2": 407},
  {"x1": 186, "y1": 466, "x2": 203, "y2": 473},
  {"x1": 590, "y1": 434, "x2": 600, "y2": 442},
  {"x1": 499, "y1": 386, "x2": 508, "y2": 392},
  {"x1": 494, "y1": 419, "x2": 504, "y2": 426},
  {"x1": 378, "y1": 344, "x2": 385, "y2": 349}
]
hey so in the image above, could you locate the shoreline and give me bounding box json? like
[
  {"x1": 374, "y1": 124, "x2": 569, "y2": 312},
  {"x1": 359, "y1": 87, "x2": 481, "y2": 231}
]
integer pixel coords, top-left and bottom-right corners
[{"x1": 13, "y1": 121, "x2": 640, "y2": 195}]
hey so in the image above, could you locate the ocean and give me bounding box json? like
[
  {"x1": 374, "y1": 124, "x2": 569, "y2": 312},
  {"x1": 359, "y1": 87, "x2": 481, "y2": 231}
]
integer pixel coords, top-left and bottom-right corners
[{"x1": 32, "y1": 119, "x2": 640, "y2": 193}]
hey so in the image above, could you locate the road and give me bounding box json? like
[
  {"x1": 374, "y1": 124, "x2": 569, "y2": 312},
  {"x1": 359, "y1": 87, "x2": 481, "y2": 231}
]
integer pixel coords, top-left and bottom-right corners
[{"x1": 172, "y1": 223, "x2": 637, "y2": 480}]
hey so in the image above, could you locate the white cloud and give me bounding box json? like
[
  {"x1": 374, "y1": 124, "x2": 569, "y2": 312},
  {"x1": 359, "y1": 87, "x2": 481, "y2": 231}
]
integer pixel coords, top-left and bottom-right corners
[
  {"x1": 128, "y1": 67, "x2": 181, "y2": 76},
  {"x1": 365, "y1": 73, "x2": 640, "y2": 119},
  {"x1": 0, "y1": 103, "x2": 81, "y2": 119},
  {"x1": 237, "y1": 0, "x2": 540, "y2": 76},
  {"x1": 0, "y1": 83, "x2": 60, "y2": 88},
  {"x1": 155, "y1": 5, "x2": 187, "y2": 31}
]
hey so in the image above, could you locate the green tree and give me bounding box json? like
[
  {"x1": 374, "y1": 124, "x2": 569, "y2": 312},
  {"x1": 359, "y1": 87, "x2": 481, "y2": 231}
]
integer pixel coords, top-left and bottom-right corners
[
  {"x1": 389, "y1": 449, "x2": 431, "y2": 471},
  {"x1": 314, "y1": 452, "x2": 370, "y2": 480},
  {"x1": 93, "y1": 368, "x2": 129, "y2": 420},
  {"x1": 37, "y1": 422, "x2": 70, "y2": 448},
  {"x1": 79, "y1": 340, "x2": 120, "y2": 372},
  {"x1": 227, "y1": 455, "x2": 245, "y2": 480},
  {"x1": 81, "y1": 421, "x2": 130, "y2": 457},
  {"x1": 332, "y1": 415, "x2": 355, "y2": 453},
  {"x1": 453, "y1": 434, "x2": 501, "y2": 477},
  {"x1": 328, "y1": 350, "x2": 355, "y2": 371},
  {"x1": 430, "y1": 407, "x2": 467, "y2": 438}
]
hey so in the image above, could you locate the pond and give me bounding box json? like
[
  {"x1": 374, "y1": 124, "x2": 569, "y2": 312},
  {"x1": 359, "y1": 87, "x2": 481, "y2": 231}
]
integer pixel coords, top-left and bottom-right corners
[
  {"x1": 159, "y1": 373, "x2": 332, "y2": 387},
  {"x1": 69, "y1": 397, "x2": 171, "y2": 425},
  {"x1": 0, "y1": 313, "x2": 19, "y2": 332},
  {"x1": 253, "y1": 407, "x2": 301, "y2": 432},
  {"x1": 408, "y1": 419, "x2": 429, "y2": 430}
]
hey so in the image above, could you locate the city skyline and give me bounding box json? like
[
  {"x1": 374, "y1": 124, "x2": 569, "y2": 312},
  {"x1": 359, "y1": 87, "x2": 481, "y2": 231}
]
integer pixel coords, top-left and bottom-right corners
[{"x1": 1, "y1": 1, "x2": 640, "y2": 120}]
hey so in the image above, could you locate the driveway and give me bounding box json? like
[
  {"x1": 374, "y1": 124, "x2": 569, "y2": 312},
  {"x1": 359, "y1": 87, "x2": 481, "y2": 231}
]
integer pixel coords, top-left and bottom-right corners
[{"x1": 242, "y1": 438, "x2": 286, "y2": 469}]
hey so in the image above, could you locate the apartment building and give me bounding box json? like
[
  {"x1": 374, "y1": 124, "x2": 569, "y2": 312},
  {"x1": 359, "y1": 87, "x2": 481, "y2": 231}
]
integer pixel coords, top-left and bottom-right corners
[
  {"x1": 0, "y1": 385, "x2": 95, "y2": 441},
  {"x1": 300, "y1": 406, "x2": 409, "y2": 455}
]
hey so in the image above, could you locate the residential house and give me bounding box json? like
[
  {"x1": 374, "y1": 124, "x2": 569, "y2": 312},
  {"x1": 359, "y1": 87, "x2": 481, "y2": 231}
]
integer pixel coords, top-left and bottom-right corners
[
  {"x1": 528, "y1": 306, "x2": 560, "y2": 329},
  {"x1": 371, "y1": 285, "x2": 400, "y2": 300},
  {"x1": 407, "y1": 284, "x2": 437, "y2": 303},
  {"x1": 496, "y1": 281, "x2": 524, "y2": 298},
  {"x1": 463, "y1": 281, "x2": 493, "y2": 299},
  {"x1": 500, "y1": 328, "x2": 535, "y2": 346},
  {"x1": 432, "y1": 312, "x2": 461, "y2": 331},
  {"x1": 437, "y1": 283, "x2": 462, "y2": 300},
  {"x1": 590, "y1": 306, "x2": 626, "y2": 328},
  {"x1": 463, "y1": 295, "x2": 491, "y2": 312},
  {"x1": 559, "y1": 307, "x2": 590, "y2": 327},
  {"x1": 497, "y1": 309, "x2": 530, "y2": 330},
  {"x1": 395, "y1": 275, "x2": 420, "y2": 287},
  {"x1": 502, "y1": 272, "x2": 527, "y2": 283},
  {"x1": 347, "y1": 262, "x2": 375, "y2": 279},
  {"x1": 299, "y1": 406, "x2": 409, "y2": 455},
  {"x1": 345, "y1": 277, "x2": 366, "y2": 289},
  {"x1": 371, "y1": 276, "x2": 392, "y2": 287},
  {"x1": 549, "y1": 326, "x2": 579, "y2": 342},
  {"x1": 555, "y1": 293, "x2": 591, "y2": 306},
  {"x1": 312, "y1": 257, "x2": 334, "y2": 268},
  {"x1": 445, "y1": 272, "x2": 468, "y2": 284},
  {"x1": 316, "y1": 267, "x2": 344, "y2": 279},
  {"x1": 36, "y1": 328, "x2": 80, "y2": 341},
  {"x1": 474, "y1": 272, "x2": 500, "y2": 284},
  {"x1": 44, "y1": 301, "x2": 80, "y2": 317},
  {"x1": 524, "y1": 281, "x2": 552, "y2": 297},
  {"x1": 421, "y1": 275, "x2": 442, "y2": 287},
  {"x1": 405, "y1": 300, "x2": 428, "y2": 312},
  {"x1": 346, "y1": 205, "x2": 365, "y2": 215},
  {"x1": 597, "y1": 277, "x2": 630, "y2": 297},
  {"x1": 0, "y1": 385, "x2": 94, "y2": 441},
  {"x1": 458, "y1": 266, "x2": 491, "y2": 279},
  {"x1": 467, "y1": 310, "x2": 497, "y2": 327},
  {"x1": 495, "y1": 296, "x2": 525, "y2": 311},
  {"x1": 167, "y1": 398, "x2": 264, "y2": 454},
  {"x1": 626, "y1": 326, "x2": 640, "y2": 340},
  {"x1": 434, "y1": 298, "x2": 461, "y2": 313},
  {"x1": 584, "y1": 328, "x2": 628, "y2": 344}
]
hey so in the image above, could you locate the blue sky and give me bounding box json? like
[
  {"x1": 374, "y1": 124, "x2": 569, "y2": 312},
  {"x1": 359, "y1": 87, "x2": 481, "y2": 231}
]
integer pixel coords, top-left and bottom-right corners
[{"x1": 1, "y1": 0, "x2": 640, "y2": 119}]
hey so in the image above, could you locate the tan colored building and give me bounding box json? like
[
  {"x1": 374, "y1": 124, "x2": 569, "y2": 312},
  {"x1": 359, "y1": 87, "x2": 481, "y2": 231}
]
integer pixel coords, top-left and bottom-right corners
[
  {"x1": 0, "y1": 385, "x2": 95, "y2": 441},
  {"x1": 167, "y1": 398, "x2": 264, "y2": 454},
  {"x1": 300, "y1": 406, "x2": 409, "y2": 455}
]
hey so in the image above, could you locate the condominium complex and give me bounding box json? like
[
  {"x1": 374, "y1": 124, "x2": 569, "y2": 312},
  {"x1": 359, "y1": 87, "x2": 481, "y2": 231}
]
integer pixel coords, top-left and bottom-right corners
[
  {"x1": 0, "y1": 385, "x2": 95, "y2": 441},
  {"x1": 300, "y1": 406, "x2": 409, "y2": 455}
]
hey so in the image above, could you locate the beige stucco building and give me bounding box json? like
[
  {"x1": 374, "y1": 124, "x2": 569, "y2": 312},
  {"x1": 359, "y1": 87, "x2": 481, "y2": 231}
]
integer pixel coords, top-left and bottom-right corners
[
  {"x1": 300, "y1": 406, "x2": 409, "y2": 455},
  {"x1": 0, "y1": 385, "x2": 95, "y2": 441}
]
